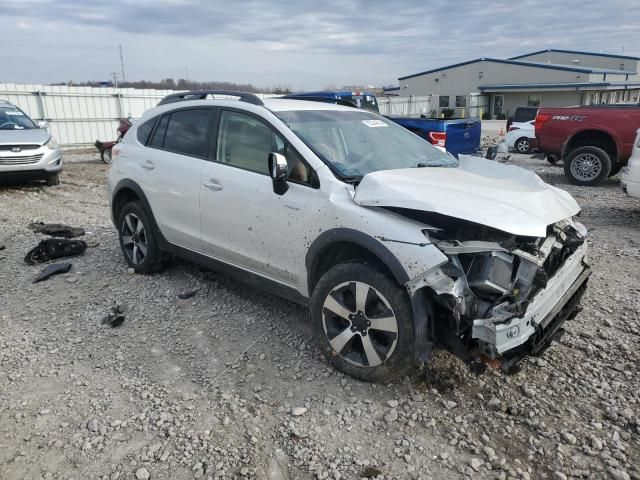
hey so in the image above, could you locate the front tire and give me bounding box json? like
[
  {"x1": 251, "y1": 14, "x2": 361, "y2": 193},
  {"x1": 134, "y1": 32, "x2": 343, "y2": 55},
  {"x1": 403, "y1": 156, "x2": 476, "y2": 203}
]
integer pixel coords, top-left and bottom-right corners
[
  {"x1": 45, "y1": 173, "x2": 60, "y2": 186},
  {"x1": 310, "y1": 262, "x2": 415, "y2": 382},
  {"x1": 117, "y1": 201, "x2": 168, "y2": 273},
  {"x1": 514, "y1": 137, "x2": 532, "y2": 154},
  {"x1": 564, "y1": 146, "x2": 611, "y2": 186}
]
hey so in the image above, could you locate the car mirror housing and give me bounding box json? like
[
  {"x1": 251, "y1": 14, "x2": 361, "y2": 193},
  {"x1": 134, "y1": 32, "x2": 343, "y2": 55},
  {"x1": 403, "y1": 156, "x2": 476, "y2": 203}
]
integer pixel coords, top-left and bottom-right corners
[
  {"x1": 268, "y1": 152, "x2": 289, "y2": 195},
  {"x1": 36, "y1": 120, "x2": 49, "y2": 129}
]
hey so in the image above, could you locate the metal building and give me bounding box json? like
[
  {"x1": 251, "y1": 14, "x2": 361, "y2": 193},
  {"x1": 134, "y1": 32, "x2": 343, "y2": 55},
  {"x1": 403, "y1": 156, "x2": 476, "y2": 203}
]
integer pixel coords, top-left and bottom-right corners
[{"x1": 384, "y1": 49, "x2": 640, "y2": 119}]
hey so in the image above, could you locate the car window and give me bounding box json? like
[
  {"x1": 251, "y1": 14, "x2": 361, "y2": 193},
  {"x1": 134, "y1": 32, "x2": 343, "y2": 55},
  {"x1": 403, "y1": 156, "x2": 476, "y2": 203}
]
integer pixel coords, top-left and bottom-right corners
[
  {"x1": 164, "y1": 109, "x2": 211, "y2": 158},
  {"x1": 136, "y1": 118, "x2": 156, "y2": 145},
  {"x1": 216, "y1": 110, "x2": 315, "y2": 185},
  {"x1": 149, "y1": 114, "x2": 169, "y2": 148},
  {"x1": 0, "y1": 105, "x2": 37, "y2": 130},
  {"x1": 217, "y1": 111, "x2": 276, "y2": 174}
]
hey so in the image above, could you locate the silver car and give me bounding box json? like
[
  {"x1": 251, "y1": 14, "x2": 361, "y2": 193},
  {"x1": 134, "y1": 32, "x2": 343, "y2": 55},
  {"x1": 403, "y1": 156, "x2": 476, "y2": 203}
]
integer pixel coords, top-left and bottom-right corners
[{"x1": 0, "y1": 100, "x2": 63, "y2": 185}]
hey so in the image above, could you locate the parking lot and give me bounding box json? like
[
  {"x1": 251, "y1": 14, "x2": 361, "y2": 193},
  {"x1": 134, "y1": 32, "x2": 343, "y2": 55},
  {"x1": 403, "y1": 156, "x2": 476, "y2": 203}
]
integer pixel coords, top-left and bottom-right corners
[{"x1": 0, "y1": 153, "x2": 639, "y2": 480}]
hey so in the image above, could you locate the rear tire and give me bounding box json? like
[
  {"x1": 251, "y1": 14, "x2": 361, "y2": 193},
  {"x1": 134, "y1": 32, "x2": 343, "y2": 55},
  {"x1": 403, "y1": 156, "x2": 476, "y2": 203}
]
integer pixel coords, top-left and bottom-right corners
[
  {"x1": 117, "y1": 201, "x2": 168, "y2": 273},
  {"x1": 101, "y1": 148, "x2": 112, "y2": 164},
  {"x1": 546, "y1": 155, "x2": 558, "y2": 164},
  {"x1": 564, "y1": 146, "x2": 611, "y2": 186},
  {"x1": 310, "y1": 262, "x2": 416, "y2": 382},
  {"x1": 514, "y1": 137, "x2": 532, "y2": 154},
  {"x1": 45, "y1": 173, "x2": 60, "y2": 186}
]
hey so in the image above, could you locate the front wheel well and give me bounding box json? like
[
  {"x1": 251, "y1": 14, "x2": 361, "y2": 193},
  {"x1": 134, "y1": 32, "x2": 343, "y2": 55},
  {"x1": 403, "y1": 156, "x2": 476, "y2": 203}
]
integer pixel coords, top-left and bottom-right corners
[
  {"x1": 308, "y1": 241, "x2": 397, "y2": 294},
  {"x1": 565, "y1": 130, "x2": 617, "y2": 161},
  {"x1": 112, "y1": 187, "x2": 141, "y2": 221}
]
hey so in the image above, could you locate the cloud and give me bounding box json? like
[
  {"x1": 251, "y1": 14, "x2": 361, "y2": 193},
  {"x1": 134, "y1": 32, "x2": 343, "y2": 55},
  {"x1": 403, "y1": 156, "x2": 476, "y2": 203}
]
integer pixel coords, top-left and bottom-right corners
[{"x1": 0, "y1": 0, "x2": 638, "y2": 88}]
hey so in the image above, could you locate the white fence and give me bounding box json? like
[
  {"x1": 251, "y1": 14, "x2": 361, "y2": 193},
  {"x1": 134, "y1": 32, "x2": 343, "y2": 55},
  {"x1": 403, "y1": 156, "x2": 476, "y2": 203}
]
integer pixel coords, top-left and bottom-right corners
[
  {"x1": 378, "y1": 94, "x2": 488, "y2": 119},
  {"x1": 378, "y1": 95, "x2": 440, "y2": 117},
  {"x1": 0, "y1": 83, "x2": 179, "y2": 148},
  {"x1": 0, "y1": 83, "x2": 278, "y2": 148}
]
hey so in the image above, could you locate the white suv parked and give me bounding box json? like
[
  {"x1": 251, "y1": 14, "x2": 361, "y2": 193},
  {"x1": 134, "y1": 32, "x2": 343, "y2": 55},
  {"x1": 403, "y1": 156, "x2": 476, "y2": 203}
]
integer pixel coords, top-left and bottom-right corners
[
  {"x1": 0, "y1": 100, "x2": 63, "y2": 185},
  {"x1": 107, "y1": 91, "x2": 591, "y2": 382}
]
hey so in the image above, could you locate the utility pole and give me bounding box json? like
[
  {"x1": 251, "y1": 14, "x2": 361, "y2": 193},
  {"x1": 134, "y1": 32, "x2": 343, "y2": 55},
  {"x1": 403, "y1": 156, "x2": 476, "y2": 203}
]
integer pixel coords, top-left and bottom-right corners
[{"x1": 119, "y1": 45, "x2": 126, "y2": 82}]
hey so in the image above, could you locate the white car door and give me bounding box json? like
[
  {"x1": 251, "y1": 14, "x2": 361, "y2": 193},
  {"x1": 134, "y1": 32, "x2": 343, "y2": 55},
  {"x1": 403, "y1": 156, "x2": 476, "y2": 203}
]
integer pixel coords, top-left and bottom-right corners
[
  {"x1": 139, "y1": 108, "x2": 214, "y2": 251},
  {"x1": 200, "y1": 109, "x2": 323, "y2": 287}
]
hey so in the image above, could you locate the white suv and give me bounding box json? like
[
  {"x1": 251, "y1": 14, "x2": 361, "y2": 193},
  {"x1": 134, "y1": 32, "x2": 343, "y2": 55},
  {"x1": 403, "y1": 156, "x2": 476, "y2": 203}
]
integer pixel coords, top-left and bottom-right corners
[
  {"x1": 0, "y1": 100, "x2": 63, "y2": 185},
  {"x1": 107, "y1": 91, "x2": 591, "y2": 382}
]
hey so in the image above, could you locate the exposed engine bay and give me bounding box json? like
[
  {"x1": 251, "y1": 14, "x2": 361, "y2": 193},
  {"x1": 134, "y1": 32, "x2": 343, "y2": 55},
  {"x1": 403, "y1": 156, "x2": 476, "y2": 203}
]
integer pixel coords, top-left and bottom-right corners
[{"x1": 391, "y1": 208, "x2": 591, "y2": 371}]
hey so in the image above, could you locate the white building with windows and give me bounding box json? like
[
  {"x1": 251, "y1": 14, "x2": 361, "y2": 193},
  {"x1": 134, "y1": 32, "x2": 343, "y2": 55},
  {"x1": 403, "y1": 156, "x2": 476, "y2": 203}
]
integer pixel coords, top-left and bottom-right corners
[{"x1": 383, "y1": 49, "x2": 640, "y2": 119}]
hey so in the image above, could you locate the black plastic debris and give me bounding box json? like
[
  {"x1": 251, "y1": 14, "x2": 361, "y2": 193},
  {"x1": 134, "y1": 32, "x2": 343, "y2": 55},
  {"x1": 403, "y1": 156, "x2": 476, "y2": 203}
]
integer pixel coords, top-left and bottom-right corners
[
  {"x1": 28, "y1": 222, "x2": 85, "y2": 238},
  {"x1": 101, "y1": 303, "x2": 125, "y2": 328},
  {"x1": 33, "y1": 262, "x2": 72, "y2": 283},
  {"x1": 485, "y1": 146, "x2": 498, "y2": 160},
  {"x1": 177, "y1": 288, "x2": 200, "y2": 300},
  {"x1": 24, "y1": 238, "x2": 87, "y2": 265},
  {"x1": 0, "y1": 245, "x2": 5, "y2": 251}
]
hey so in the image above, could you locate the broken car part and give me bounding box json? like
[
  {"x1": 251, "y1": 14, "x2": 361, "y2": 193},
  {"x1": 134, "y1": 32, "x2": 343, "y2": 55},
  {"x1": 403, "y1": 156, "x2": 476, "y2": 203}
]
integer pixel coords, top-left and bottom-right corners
[
  {"x1": 33, "y1": 262, "x2": 72, "y2": 283},
  {"x1": 101, "y1": 303, "x2": 125, "y2": 328},
  {"x1": 28, "y1": 222, "x2": 85, "y2": 238},
  {"x1": 24, "y1": 239, "x2": 87, "y2": 265}
]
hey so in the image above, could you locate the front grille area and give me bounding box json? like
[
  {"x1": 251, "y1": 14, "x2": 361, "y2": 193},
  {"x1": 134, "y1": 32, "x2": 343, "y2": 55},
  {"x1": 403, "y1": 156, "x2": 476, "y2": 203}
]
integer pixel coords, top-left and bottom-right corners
[
  {"x1": 0, "y1": 154, "x2": 43, "y2": 165},
  {"x1": 0, "y1": 144, "x2": 41, "y2": 151}
]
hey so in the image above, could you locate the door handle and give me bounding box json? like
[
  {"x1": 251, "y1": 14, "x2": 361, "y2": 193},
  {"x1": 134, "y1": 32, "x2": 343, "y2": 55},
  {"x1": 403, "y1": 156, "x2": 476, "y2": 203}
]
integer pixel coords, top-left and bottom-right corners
[
  {"x1": 203, "y1": 179, "x2": 223, "y2": 191},
  {"x1": 141, "y1": 160, "x2": 155, "y2": 170}
]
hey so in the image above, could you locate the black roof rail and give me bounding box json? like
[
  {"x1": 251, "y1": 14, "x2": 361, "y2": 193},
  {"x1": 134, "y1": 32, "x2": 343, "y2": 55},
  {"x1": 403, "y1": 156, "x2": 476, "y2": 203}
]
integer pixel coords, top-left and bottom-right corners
[{"x1": 158, "y1": 90, "x2": 264, "y2": 106}]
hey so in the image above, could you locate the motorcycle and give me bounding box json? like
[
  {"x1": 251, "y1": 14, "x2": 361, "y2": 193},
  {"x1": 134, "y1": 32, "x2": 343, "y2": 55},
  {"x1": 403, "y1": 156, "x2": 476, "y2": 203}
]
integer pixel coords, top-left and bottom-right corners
[{"x1": 95, "y1": 117, "x2": 132, "y2": 164}]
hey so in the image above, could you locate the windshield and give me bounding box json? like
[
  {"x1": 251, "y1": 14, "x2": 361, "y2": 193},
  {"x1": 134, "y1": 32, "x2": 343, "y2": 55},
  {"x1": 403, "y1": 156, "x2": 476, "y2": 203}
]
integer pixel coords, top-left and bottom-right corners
[
  {"x1": 276, "y1": 110, "x2": 458, "y2": 179},
  {"x1": 0, "y1": 106, "x2": 37, "y2": 130}
]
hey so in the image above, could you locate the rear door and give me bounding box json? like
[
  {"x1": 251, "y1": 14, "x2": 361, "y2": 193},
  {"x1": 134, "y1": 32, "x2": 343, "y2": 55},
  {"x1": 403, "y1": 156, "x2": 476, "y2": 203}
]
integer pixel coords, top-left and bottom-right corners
[{"x1": 140, "y1": 108, "x2": 214, "y2": 251}]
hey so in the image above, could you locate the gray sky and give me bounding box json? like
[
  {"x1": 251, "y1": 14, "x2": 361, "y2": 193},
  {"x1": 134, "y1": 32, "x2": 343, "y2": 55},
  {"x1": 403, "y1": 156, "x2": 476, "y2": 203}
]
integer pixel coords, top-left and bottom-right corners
[{"x1": 1, "y1": 0, "x2": 639, "y2": 90}]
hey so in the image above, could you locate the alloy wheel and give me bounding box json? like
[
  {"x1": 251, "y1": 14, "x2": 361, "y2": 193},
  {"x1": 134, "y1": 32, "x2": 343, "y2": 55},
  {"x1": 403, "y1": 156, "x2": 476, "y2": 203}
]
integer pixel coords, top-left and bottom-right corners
[
  {"x1": 322, "y1": 281, "x2": 398, "y2": 367},
  {"x1": 121, "y1": 213, "x2": 148, "y2": 265},
  {"x1": 571, "y1": 153, "x2": 602, "y2": 181},
  {"x1": 516, "y1": 139, "x2": 530, "y2": 153}
]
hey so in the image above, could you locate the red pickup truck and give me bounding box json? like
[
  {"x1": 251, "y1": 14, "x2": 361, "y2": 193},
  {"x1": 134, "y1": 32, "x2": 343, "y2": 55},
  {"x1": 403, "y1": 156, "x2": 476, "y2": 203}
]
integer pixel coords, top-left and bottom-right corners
[{"x1": 535, "y1": 104, "x2": 640, "y2": 186}]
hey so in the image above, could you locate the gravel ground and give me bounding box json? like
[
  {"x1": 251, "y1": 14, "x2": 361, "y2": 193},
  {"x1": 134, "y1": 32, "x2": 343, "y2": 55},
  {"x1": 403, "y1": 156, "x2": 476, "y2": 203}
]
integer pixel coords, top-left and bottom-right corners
[{"x1": 1, "y1": 152, "x2": 638, "y2": 480}]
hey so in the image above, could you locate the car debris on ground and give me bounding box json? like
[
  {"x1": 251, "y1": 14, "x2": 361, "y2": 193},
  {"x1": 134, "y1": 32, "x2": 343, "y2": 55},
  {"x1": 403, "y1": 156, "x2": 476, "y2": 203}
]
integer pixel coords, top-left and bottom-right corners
[
  {"x1": 28, "y1": 222, "x2": 85, "y2": 238},
  {"x1": 101, "y1": 302, "x2": 125, "y2": 328},
  {"x1": 24, "y1": 238, "x2": 87, "y2": 264},
  {"x1": 33, "y1": 262, "x2": 72, "y2": 283}
]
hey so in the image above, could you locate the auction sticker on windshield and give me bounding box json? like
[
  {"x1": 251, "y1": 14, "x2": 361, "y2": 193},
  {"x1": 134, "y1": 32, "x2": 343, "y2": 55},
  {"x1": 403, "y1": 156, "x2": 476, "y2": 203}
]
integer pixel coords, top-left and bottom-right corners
[{"x1": 362, "y1": 119, "x2": 388, "y2": 128}]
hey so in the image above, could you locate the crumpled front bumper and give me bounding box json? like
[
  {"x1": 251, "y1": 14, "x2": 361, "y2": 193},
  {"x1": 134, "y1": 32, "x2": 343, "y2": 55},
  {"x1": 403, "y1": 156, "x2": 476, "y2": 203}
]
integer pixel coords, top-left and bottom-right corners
[{"x1": 472, "y1": 241, "x2": 590, "y2": 359}]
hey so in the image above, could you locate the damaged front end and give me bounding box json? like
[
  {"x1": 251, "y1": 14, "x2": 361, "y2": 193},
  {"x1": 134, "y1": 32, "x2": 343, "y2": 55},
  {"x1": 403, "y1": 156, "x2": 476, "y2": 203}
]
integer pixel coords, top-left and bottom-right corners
[{"x1": 404, "y1": 212, "x2": 591, "y2": 373}]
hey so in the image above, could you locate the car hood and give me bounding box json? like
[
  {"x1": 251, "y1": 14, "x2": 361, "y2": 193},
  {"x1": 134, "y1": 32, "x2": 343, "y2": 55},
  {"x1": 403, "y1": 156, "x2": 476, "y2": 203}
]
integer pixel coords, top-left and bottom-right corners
[
  {"x1": 0, "y1": 129, "x2": 50, "y2": 145},
  {"x1": 353, "y1": 155, "x2": 580, "y2": 237}
]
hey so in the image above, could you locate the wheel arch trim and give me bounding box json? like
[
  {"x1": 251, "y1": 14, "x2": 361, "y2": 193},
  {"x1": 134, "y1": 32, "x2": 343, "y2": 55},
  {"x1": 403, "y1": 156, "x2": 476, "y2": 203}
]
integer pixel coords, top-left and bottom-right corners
[
  {"x1": 111, "y1": 179, "x2": 169, "y2": 248},
  {"x1": 305, "y1": 228, "x2": 410, "y2": 296}
]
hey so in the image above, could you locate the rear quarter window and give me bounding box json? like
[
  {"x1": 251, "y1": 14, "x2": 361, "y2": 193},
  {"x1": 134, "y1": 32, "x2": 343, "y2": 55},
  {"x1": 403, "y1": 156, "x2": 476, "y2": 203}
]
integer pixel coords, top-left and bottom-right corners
[
  {"x1": 164, "y1": 109, "x2": 211, "y2": 158},
  {"x1": 136, "y1": 118, "x2": 156, "y2": 145}
]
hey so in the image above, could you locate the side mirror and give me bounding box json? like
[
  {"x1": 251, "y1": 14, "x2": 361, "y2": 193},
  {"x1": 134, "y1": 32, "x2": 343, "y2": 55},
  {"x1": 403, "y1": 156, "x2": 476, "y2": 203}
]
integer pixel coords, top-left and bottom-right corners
[
  {"x1": 36, "y1": 120, "x2": 48, "y2": 129},
  {"x1": 268, "y1": 152, "x2": 289, "y2": 195}
]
